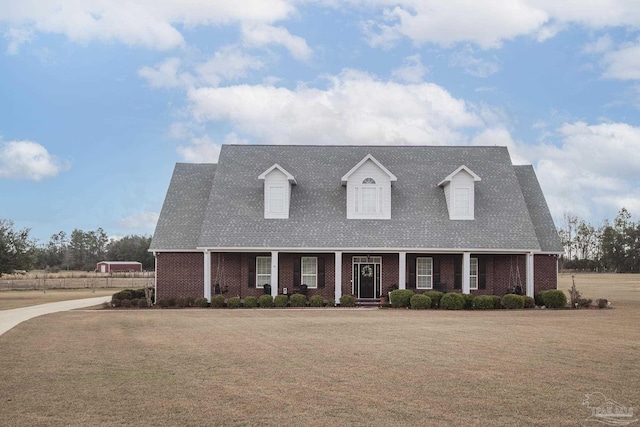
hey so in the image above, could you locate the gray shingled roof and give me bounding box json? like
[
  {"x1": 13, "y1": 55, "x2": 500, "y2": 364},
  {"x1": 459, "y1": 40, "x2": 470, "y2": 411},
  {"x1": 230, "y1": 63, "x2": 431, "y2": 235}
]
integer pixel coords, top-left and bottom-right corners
[
  {"x1": 151, "y1": 144, "x2": 561, "y2": 252},
  {"x1": 150, "y1": 163, "x2": 217, "y2": 250}
]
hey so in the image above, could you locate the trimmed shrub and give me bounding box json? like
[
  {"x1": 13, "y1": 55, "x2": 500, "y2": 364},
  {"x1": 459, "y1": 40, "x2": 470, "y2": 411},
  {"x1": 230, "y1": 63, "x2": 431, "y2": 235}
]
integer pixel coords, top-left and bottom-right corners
[
  {"x1": 523, "y1": 295, "x2": 536, "y2": 309},
  {"x1": 534, "y1": 291, "x2": 547, "y2": 307},
  {"x1": 339, "y1": 294, "x2": 356, "y2": 307},
  {"x1": 137, "y1": 298, "x2": 149, "y2": 308},
  {"x1": 597, "y1": 299, "x2": 608, "y2": 309},
  {"x1": 274, "y1": 295, "x2": 289, "y2": 308},
  {"x1": 390, "y1": 289, "x2": 414, "y2": 308},
  {"x1": 175, "y1": 297, "x2": 194, "y2": 308},
  {"x1": 243, "y1": 296, "x2": 258, "y2": 308},
  {"x1": 112, "y1": 290, "x2": 132, "y2": 301},
  {"x1": 258, "y1": 294, "x2": 274, "y2": 308},
  {"x1": 310, "y1": 295, "x2": 324, "y2": 307},
  {"x1": 462, "y1": 293, "x2": 474, "y2": 309},
  {"x1": 502, "y1": 294, "x2": 525, "y2": 309},
  {"x1": 424, "y1": 291, "x2": 443, "y2": 308},
  {"x1": 194, "y1": 297, "x2": 209, "y2": 308},
  {"x1": 157, "y1": 298, "x2": 170, "y2": 308},
  {"x1": 290, "y1": 293, "x2": 307, "y2": 307},
  {"x1": 440, "y1": 293, "x2": 465, "y2": 310},
  {"x1": 120, "y1": 299, "x2": 132, "y2": 308},
  {"x1": 578, "y1": 298, "x2": 592, "y2": 308},
  {"x1": 131, "y1": 298, "x2": 140, "y2": 308},
  {"x1": 325, "y1": 299, "x2": 335, "y2": 307},
  {"x1": 111, "y1": 298, "x2": 122, "y2": 308},
  {"x1": 210, "y1": 295, "x2": 225, "y2": 308},
  {"x1": 472, "y1": 295, "x2": 495, "y2": 310},
  {"x1": 226, "y1": 297, "x2": 240, "y2": 309},
  {"x1": 488, "y1": 295, "x2": 501, "y2": 309},
  {"x1": 542, "y1": 290, "x2": 567, "y2": 309},
  {"x1": 410, "y1": 294, "x2": 431, "y2": 309}
]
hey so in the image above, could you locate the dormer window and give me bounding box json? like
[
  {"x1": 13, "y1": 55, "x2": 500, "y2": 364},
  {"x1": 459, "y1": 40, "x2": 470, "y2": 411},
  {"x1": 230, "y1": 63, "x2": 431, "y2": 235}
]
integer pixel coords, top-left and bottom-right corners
[
  {"x1": 438, "y1": 165, "x2": 481, "y2": 220},
  {"x1": 342, "y1": 155, "x2": 396, "y2": 220},
  {"x1": 258, "y1": 164, "x2": 296, "y2": 219}
]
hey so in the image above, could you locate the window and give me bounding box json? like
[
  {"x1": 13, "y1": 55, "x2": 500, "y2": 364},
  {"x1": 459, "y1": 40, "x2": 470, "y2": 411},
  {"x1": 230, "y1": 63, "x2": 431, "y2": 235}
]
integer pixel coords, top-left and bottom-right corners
[
  {"x1": 454, "y1": 188, "x2": 470, "y2": 216},
  {"x1": 469, "y1": 257, "x2": 478, "y2": 290},
  {"x1": 355, "y1": 178, "x2": 382, "y2": 215},
  {"x1": 416, "y1": 257, "x2": 433, "y2": 289},
  {"x1": 256, "y1": 257, "x2": 271, "y2": 288},
  {"x1": 301, "y1": 257, "x2": 317, "y2": 288},
  {"x1": 268, "y1": 186, "x2": 284, "y2": 213},
  {"x1": 362, "y1": 177, "x2": 376, "y2": 184}
]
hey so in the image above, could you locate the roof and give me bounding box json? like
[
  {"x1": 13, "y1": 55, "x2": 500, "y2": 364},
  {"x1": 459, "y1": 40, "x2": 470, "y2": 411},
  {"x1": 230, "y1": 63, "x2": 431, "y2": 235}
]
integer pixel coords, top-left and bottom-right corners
[
  {"x1": 437, "y1": 165, "x2": 481, "y2": 187},
  {"x1": 151, "y1": 145, "x2": 562, "y2": 253},
  {"x1": 150, "y1": 163, "x2": 217, "y2": 251},
  {"x1": 341, "y1": 154, "x2": 398, "y2": 185}
]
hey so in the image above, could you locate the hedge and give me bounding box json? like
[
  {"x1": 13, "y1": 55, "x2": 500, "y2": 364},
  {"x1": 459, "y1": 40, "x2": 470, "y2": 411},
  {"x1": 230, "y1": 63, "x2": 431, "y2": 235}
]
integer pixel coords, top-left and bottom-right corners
[
  {"x1": 290, "y1": 294, "x2": 307, "y2": 307},
  {"x1": 390, "y1": 289, "x2": 414, "y2": 308},
  {"x1": 226, "y1": 297, "x2": 240, "y2": 308},
  {"x1": 440, "y1": 293, "x2": 465, "y2": 310},
  {"x1": 310, "y1": 295, "x2": 324, "y2": 307},
  {"x1": 243, "y1": 296, "x2": 258, "y2": 308},
  {"x1": 542, "y1": 290, "x2": 567, "y2": 308},
  {"x1": 424, "y1": 291, "x2": 443, "y2": 308},
  {"x1": 210, "y1": 295, "x2": 225, "y2": 308},
  {"x1": 274, "y1": 295, "x2": 289, "y2": 307},
  {"x1": 339, "y1": 295, "x2": 356, "y2": 307},
  {"x1": 502, "y1": 294, "x2": 525, "y2": 309},
  {"x1": 410, "y1": 294, "x2": 431, "y2": 309},
  {"x1": 258, "y1": 294, "x2": 274, "y2": 308},
  {"x1": 472, "y1": 295, "x2": 495, "y2": 310}
]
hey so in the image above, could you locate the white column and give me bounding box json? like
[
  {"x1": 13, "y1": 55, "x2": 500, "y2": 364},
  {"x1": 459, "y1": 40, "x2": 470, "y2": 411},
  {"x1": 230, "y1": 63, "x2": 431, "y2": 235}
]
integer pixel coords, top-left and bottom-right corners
[
  {"x1": 334, "y1": 252, "x2": 342, "y2": 305},
  {"x1": 204, "y1": 251, "x2": 212, "y2": 302},
  {"x1": 526, "y1": 252, "x2": 535, "y2": 297},
  {"x1": 398, "y1": 252, "x2": 406, "y2": 290},
  {"x1": 462, "y1": 252, "x2": 471, "y2": 294},
  {"x1": 153, "y1": 252, "x2": 158, "y2": 304},
  {"x1": 271, "y1": 251, "x2": 279, "y2": 297}
]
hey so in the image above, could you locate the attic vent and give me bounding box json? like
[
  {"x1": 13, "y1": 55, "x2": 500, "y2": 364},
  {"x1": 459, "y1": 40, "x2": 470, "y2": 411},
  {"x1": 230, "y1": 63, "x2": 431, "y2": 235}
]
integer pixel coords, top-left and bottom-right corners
[{"x1": 362, "y1": 177, "x2": 376, "y2": 184}]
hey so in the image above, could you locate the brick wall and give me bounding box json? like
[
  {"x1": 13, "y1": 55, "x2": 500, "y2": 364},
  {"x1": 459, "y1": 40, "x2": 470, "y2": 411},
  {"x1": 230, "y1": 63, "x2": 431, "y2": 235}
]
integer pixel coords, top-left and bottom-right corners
[
  {"x1": 156, "y1": 252, "x2": 204, "y2": 300},
  {"x1": 534, "y1": 254, "x2": 558, "y2": 292}
]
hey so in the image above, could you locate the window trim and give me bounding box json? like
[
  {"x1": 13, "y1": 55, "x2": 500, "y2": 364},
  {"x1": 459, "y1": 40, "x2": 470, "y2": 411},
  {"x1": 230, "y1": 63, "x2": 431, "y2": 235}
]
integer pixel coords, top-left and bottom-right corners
[
  {"x1": 256, "y1": 256, "x2": 271, "y2": 289},
  {"x1": 301, "y1": 256, "x2": 318, "y2": 289},
  {"x1": 416, "y1": 257, "x2": 433, "y2": 290},
  {"x1": 267, "y1": 185, "x2": 285, "y2": 214},
  {"x1": 469, "y1": 257, "x2": 478, "y2": 290},
  {"x1": 453, "y1": 187, "x2": 471, "y2": 217}
]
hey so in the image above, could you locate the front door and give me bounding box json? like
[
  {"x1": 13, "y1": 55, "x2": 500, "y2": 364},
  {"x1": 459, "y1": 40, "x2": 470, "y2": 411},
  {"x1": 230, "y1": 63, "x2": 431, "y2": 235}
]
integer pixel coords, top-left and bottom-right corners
[
  {"x1": 352, "y1": 256, "x2": 382, "y2": 298},
  {"x1": 359, "y1": 264, "x2": 375, "y2": 298}
]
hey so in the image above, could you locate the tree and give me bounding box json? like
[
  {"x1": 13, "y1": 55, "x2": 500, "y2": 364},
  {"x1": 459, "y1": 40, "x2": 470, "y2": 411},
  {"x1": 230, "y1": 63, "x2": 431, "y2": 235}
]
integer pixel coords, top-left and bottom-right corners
[
  {"x1": 106, "y1": 235, "x2": 153, "y2": 270},
  {"x1": 0, "y1": 219, "x2": 35, "y2": 276}
]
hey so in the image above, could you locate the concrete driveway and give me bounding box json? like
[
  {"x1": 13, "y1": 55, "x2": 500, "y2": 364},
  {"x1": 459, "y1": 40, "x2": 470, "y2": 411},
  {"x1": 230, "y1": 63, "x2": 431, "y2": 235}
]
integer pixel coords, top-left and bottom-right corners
[{"x1": 0, "y1": 296, "x2": 111, "y2": 336}]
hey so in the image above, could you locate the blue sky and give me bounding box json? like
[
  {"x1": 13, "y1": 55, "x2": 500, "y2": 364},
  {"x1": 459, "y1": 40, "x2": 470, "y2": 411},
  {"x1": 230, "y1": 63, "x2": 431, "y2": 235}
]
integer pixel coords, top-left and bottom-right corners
[{"x1": 1, "y1": 1, "x2": 639, "y2": 243}]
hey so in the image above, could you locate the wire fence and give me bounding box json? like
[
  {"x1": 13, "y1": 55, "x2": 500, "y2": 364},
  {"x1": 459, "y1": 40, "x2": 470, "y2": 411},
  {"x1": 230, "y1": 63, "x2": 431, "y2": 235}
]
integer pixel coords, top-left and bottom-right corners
[{"x1": 0, "y1": 271, "x2": 154, "y2": 291}]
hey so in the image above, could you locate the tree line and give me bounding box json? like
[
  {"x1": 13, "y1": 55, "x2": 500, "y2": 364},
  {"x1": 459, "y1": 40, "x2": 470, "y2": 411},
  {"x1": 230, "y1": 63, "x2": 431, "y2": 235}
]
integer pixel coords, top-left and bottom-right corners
[
  {"x1": 558, "y1": 208, "x2": 640, "y2": 272},
  {"x1": 0, "y1": 219, "x2": 153, "y2": 276}
]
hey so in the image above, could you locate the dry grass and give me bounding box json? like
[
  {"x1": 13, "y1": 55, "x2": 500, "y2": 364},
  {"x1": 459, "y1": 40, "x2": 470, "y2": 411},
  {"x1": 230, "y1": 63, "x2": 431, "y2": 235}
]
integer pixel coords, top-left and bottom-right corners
[
  {"x1": 0, "y1": 274, "x2": 639, "y2": 426},
  {"x1": 0, "y1": 289, "x2": 117, "y2": 311}
]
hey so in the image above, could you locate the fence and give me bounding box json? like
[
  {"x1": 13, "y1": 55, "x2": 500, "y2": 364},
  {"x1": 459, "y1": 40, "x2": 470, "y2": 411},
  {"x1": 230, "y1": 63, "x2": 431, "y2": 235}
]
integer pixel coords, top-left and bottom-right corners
[{"x1": 0, "y1": 271, "x2": 154, "y2": 291}]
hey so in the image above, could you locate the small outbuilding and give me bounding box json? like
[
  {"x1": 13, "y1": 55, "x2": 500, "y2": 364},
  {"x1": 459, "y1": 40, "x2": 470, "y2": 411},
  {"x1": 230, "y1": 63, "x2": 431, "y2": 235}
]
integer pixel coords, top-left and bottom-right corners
[{"x1": 96, "y1": 261, "x2": 143, "y2": 273}]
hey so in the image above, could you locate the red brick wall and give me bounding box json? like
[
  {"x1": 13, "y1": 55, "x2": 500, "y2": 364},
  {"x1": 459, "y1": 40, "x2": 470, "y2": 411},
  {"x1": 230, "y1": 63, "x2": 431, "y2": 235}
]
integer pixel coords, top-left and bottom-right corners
[
  {"x1": 534, "y1": 254, "x2": 558, "y2": 292},
  {"x1": 156, "y1": 252, "x2": 204, "y2": 300}
]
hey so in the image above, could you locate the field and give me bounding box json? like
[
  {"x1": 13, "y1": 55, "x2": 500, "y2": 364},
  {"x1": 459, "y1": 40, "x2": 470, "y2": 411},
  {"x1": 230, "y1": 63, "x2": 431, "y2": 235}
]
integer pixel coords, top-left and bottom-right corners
[
  {"x1": 0, "y1": 270, "x2": 152, "y2": 291},
  {"x1": 0, "y1": 273, "x2": 638, "y2": 426}
]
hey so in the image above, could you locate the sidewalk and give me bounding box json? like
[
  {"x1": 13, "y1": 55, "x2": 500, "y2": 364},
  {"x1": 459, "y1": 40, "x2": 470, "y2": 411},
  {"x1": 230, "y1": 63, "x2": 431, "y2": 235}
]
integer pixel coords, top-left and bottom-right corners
[{"x1": 0, "y1": 296, "x2": 111, "y2": 336}]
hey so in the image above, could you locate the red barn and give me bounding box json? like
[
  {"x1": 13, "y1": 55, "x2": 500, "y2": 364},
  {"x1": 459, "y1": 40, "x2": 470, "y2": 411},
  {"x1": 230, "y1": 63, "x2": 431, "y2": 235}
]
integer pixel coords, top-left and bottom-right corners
[{"x1": 96, "y1": 261, "x2": 143, "y2": 273}]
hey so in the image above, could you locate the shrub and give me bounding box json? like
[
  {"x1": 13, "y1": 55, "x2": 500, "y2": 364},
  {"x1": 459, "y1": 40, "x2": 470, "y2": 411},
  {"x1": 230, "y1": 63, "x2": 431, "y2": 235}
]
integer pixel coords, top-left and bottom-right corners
[
  {"x1": 597, "y1": 298, "x2": 608, "y2": 309},
  {"x1": 112, "y1": 290, "x2": 132, "y2": 301},
  {"x1": 542, "y1": 290, "x2": 567, "y2": 309},
  {"x1": 194, "y1": 297, "x2": 210, "y2": 308},
  {"x1": 290, "y1": 294, "x2": 307, "y2": 307},
  {"x1": 110, "y1": 298, "x2": 122, "y2": 308},
  {"x1": 410, "y1": 294, "x2": 431, "y2": 309},
  {"x1": 310, "y1": 295, "x2": 324, "y2": 307},
  {"x1": 274, "y1": 295, "x2": 288, "y2": 308},
  {"x1": 390, "y1": 289, "x2": 414, "y2": 308},
  {"x1": 243, "y1": 296, "x2": 258, "y2": 308},
  {"x1": 325, "y1": 299, "x2": 335, "y2": 307},
  {"x1": 502, "y1": 294, "x2": 525, "y2": 309},
  {"x1": 137, "y1": 298, "x2": 149, "y2": 308},
  {"x1": 424, "y1": 291, "x2": 443, "y2": 308},
  {"x1": 472, "y1": 295, "x2": 495, "y2": 310},
  {"x1": 210, "y1": 295, "x2": 225, "y2": 308},
  {"x1": 523, "y1": 296, "x2": 536, "y2": 309},
  {"x1": 258, "y1": 294, "x2": 274, "y2": 308},
  {"x1": 490, "y1": 295, "x2": 502, "y2": 309},
  {"x1": 175, "y1": 296, "x2": 194, "y2": 308},
  {"x1": 534, "y1": 291, "x2": 547, "y2": 307},
  {"x1": 120, "y1": 299, "x2": 132, "y2": 308},
  {"x1": 462, "y1": 293, "x2": 474, "y2": 309},
  {"x1": 440, "y1": 293, "x2": 465, "y2": 310},
  {"x1": 578, "y1": 298, "x2": 592, "y2": 308},
  {"x1": 226, "y1": 297, "x2": 240, "y2": 309},
  {"x1": 339, "y1": 294, "x2": 356, "y2": 307},
  {"x1": 157, "y1": 298, "x2": 171, "y2": 308}
]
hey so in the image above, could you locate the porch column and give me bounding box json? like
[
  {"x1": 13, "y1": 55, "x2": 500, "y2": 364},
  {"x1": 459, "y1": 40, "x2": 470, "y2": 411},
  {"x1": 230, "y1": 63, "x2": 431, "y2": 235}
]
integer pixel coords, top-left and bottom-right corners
[
  {"x1": 203, "y1": 251, "x2": 211, "y2": 302},
  {"x1": 153, "y1": 252, "x2": 158, "y2": 304},
  {"x1": 271, "y1": 251, "x2": 279, "y2": 297},
  {"x1": 526, "y1": 252, "x2": 534, "y2": 297},
  {"x1": 462, "y1": 252, "x2": 471, "y2": 294},
  {"x1": 398, "y1": 252, "x2": 406, "y2": 290},
  {"x1": 334, "y1": 252, "x2": 342, "y2": 305}
]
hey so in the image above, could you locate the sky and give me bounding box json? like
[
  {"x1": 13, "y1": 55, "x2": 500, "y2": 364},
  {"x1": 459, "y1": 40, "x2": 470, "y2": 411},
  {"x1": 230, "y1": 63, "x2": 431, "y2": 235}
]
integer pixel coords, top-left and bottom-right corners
[{"x1": 1, "y1": 0, "x2": 640, "y2": 244}]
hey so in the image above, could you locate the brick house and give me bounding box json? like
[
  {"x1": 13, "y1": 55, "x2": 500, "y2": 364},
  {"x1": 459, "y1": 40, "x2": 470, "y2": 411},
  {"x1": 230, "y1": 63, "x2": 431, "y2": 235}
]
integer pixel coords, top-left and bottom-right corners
[{"x1": 150, "y1": 145, "x2": 562, "y2": 303}]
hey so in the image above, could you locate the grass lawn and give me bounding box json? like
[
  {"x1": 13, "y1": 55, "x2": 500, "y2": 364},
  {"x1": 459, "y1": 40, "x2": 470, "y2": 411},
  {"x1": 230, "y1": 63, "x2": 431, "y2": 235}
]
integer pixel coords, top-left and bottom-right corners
[
  {"x1": 0, "y1": 274, "x2": 638, "y2": 426},
  {"x1": 0, "y1": 289, "x2": 117, "y2": 311}
]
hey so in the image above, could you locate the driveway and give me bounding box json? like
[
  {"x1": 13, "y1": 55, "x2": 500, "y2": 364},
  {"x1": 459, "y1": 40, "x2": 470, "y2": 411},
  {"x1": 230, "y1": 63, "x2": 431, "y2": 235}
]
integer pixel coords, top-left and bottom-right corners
[{"x1": 0, "y1": 296, "x2": 111, "y2": 336}]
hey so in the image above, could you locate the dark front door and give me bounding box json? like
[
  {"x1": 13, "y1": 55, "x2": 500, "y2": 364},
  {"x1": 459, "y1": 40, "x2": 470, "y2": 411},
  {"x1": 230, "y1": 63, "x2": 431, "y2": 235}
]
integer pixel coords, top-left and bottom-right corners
[{"x1": 359, "y1": 264, "x2": 375, "y2": 298}]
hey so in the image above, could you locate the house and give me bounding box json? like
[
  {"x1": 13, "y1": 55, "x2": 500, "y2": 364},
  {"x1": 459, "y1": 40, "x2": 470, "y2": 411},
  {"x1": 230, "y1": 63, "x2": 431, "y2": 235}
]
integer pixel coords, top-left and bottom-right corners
[
  {"x1": 150, "y1": 145, "x2": 562, "y2": 304},
  {"x1": 96, "y1": 261, "x2": 143, "y2": 273}
]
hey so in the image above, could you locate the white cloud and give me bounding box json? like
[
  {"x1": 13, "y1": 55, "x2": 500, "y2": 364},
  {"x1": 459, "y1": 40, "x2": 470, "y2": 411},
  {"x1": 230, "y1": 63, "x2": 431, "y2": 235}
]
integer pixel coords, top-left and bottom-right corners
[
  {"x1": 391, "y1": 54, "x2": 428, "y2": 83},
  {"x1": 0, "y1": 140, "x2": 67, "y2": 181},
  {"x1": 601, "y1": 41, "x2": 640, "y2": 81},
  {"x1": 138, "y1": 57, "x2": 194, "y2": 89},
  {"x1": 582, "y1": 34, "x2": 613, "y2": 54},
  {"x1": 177, "y1": 133, "x2": 247, "y2": 163},
  {"x1": 4, "y1": 27, "x2": 33, "y2": 54},
  {"x1": 187, "y1": 70, "x2": 483, "y2": 145},
  {"x1": 196, "y1": 46, "x2": 264, "y2": 86},
  {"x1": 449, "y1": 48, "x2": 500, "y2": 77},
  {"x1": 119, "y1": 211, "x2": 160, "y2": 230},
  {"x1": 241, "y1": 23, "x2": 312, "y2": 61}
]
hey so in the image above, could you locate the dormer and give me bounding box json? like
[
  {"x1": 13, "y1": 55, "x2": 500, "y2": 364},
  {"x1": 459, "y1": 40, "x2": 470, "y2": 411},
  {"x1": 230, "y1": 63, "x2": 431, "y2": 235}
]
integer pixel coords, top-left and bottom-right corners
[
  {"x1": 341, "y1": 154, "x2": 397, "y2": 219},
  {"x1": 258, "y1": 164, "x2": 296, "y2": 219},
  {"x1": 438, "y1": 165, "x2": 481, "y2": 220}
]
